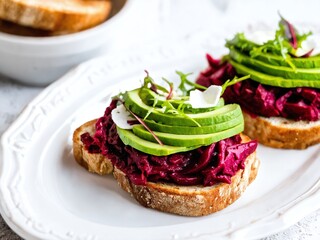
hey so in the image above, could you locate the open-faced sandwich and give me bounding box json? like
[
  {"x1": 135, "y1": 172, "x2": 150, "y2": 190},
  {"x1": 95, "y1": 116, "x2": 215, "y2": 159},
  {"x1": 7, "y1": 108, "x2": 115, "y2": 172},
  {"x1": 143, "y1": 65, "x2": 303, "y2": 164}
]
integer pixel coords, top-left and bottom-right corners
[
  {"x1": 197, "y1": 16, "x2": 320, "y2": 149},
  {"x1": 73, "y1": 72, "x2": 259, "y2": 216}
]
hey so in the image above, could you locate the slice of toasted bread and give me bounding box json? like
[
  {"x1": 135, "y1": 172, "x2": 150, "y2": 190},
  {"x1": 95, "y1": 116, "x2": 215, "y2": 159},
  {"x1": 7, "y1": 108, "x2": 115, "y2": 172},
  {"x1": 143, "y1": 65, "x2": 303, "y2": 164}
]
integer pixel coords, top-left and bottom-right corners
[
  {"x1": 113, "y1": 142, "x2": 259, "y2": 216},
  {"x1": 73, "y1": 119, "x2": 113, "y2": 175},
  {"x1": 73, "y1": 119, "x2": 259, "y2": 216},
  {"x1": 243, "y1": 111, "x2": 320, "y2": 149},
  {"x1": 0, "y1": 0, "x2": 112, "y2": 33}
]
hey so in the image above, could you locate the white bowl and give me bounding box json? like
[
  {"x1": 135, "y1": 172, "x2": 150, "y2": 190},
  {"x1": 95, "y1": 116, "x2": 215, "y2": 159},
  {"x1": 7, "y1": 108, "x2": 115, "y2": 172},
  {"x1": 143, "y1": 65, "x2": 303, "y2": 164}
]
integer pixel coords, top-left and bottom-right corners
[{"x1": 0, "y1": 0, "x2": 133, "y2": 86}]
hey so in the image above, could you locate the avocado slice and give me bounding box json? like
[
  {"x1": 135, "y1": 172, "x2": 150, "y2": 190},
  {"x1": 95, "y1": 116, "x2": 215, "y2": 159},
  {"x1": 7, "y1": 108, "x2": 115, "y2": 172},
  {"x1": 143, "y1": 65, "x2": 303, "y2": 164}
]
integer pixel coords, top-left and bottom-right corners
[
  {"x1": 255, "y1": 52, "x2": 320, "y2": 69},
  {"x1": 144, "y1": 114, "x2": 243, "y2": 135},
  {"x1": 230, "y1": 60, "x2": 320, "y2": 88},
  {"x1": 117, "y1": 127, "x2": 199, "y2": 156},
  {"x1": 139, "y1": 88, "x2": 225, "y2": 113},
  {"x1": 124, "y1": 89, "x2": 242, "y2": 126},
  {"x1": 229, "y1": 48, "x2": 320, "y2": 80},
  {"x1": 227, "y1": 35, "x2": 320, "y2": 68},
  {"x1": 132, "y1": 123, "x2": 244, "y2": 147}
]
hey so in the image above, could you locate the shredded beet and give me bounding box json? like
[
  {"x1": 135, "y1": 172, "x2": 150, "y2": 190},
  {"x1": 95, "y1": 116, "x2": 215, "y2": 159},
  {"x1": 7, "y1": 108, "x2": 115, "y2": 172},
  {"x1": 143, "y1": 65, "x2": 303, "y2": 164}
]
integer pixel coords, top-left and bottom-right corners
[
  {"x1": 196, "y1": 55, "x2": 320, "y2": 121},
  {"x1": 81, "y1": 100, "x2": 257, "y2": 186}
]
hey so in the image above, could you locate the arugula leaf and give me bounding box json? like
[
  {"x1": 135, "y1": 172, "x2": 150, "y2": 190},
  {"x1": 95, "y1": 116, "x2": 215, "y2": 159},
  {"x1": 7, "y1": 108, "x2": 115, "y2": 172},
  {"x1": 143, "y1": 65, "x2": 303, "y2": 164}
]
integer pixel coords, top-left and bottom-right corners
[
  {"x1": 176, "y1": 71, "x2": 207, "y2": 96},
  {"x1": 226, "y1": 33, "x2": 259, "y2": 53},
  {"x1": 277, "y1": 14, "x2": 312, "y2": 50},
  {"x1": 143, "y1": 70, "x2": 168, "y2": 94},
  {"x1": 160, "y1": 97, "x2": 201, "y2": 127},
  {"x1": 275, "y1": 30, "x2": 297, "y2": 70},
  {"x1": 161, "y1": 101, "x2": 178, "y2": 114},
  {"x1": 136, "y1": 70, "x2": 247, "y2": 128},
  {"x1": 220, "y1": 75, "x2": 250, "y2": 95},
  {"x1": 296, "y1": 31, "x2": 312, "y2": 48},
  {"x1": 226, "y1": 16, "x2": 313, "y2": 70}
]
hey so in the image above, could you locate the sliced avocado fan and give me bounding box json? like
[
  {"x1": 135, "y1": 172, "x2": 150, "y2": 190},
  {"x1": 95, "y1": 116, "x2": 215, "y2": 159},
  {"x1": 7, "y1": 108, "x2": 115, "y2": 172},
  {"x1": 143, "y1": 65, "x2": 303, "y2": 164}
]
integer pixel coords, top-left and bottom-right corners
[
  {"x1": 226, "y1": 25, "x2": 320, "y2": 88},
  {"x1": 116, "y1": 75, "x2": 245, "y2": 156}
]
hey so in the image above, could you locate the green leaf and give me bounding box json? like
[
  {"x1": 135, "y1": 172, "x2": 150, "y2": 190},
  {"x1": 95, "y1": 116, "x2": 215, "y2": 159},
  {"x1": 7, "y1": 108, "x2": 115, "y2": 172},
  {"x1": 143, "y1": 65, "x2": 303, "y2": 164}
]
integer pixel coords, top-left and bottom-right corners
[
  {"x1": 160, "y1": 97, "x2": 201, "y2": 127},
  {"x1": 227, "y1": 16, "x2": 313, "y2": 71},
  {"x1": 176, "y1": 71, "x2": 207, "y2": 96},
  {"x1": 143, "y1": 71, "x2": 168, "y2": 93},
  {"x1": 220, "y1": 75, "x2": 251, "y2": 95},
  {"x1": 143, "y1": 94, "x2": 159, "y2": 120},
  {"x1": 162, "y1": 77, "x2": 174, "y2": 100}
]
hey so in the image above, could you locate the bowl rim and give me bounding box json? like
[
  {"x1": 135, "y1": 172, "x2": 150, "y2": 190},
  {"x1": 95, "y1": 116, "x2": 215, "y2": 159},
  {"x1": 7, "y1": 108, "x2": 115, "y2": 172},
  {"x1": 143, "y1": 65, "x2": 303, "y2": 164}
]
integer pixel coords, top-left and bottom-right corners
[{"x1": 0, "y1": 0, "x2": 133, "y2": 45}]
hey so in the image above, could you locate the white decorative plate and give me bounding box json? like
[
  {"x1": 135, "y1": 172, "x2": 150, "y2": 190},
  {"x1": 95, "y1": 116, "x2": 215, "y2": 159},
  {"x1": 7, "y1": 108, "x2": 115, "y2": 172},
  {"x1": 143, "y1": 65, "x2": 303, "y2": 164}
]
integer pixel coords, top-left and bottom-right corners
[{"x1": 1, "y1": 39, "x2": 320, "y2": 240}]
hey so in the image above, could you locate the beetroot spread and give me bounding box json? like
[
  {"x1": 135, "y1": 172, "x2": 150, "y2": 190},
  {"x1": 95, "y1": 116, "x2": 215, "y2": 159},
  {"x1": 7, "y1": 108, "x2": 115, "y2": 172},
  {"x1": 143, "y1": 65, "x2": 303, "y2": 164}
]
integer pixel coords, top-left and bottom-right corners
[
  {"x1": 196, "y1": 54, "x2": 320, "y2": 121},
  {"x1": 81, "y1": 100, "x2": 257, "y2": 187}
]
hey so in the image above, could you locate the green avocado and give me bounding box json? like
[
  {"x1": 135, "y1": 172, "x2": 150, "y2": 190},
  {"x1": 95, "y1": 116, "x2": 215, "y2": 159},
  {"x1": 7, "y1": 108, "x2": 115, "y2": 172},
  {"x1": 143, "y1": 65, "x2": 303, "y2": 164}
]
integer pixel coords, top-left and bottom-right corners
[
  {"x1": 144, "y1": 114, "x2": 243, "y2": 135},
  {"x1": 255, "y1": 52, "x2": 320, "y2": 69},
  {"x1": 124, "y1": 89, "x2": 242, "y2": 126},
  {"x1": 229, "y1": 48, "x2": 320, "y2": 80},
  {"x1": 117, "y1": 127, "x2": 199, "y2": 156},
  {"x1": 227, "y1": 34, "x2": 320, "y2": 69},
  {"x1": 230, "y1": 59, "x2": 320, "y2": 88},
  {"x1": 139, "y1": 88, "x2": 225, "y2": 113},
  {"x1": 132, "y1": 123, "x2": 244, "y2": 147}
]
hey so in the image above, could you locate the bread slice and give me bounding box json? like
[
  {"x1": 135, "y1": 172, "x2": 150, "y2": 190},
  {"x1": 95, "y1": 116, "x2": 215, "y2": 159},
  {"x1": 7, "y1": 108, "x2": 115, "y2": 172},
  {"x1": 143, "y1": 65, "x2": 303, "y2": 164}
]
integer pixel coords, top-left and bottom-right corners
[
  {"x1": 73, "y1": 119, "x2": 113, "y2": 175},
  {"x1": 73, "y1": 120, "x2": 259, "y2": 216},
  {"x1": 113, "y1": 145, "x2": 259, "y2": 216},
  {"x1": 0, "y1": 0, "x2": 112, "y2": 33},
  {"x1": 243, "y1": 111, "x2": 320, "y2": 149}
]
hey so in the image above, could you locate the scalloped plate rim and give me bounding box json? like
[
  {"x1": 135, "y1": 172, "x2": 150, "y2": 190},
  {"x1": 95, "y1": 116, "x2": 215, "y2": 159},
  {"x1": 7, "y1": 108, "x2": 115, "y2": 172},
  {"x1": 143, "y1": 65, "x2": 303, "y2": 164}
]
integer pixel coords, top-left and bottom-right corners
[{"x1": 0, "y1": 40, "x2": 319, "y2": 240}]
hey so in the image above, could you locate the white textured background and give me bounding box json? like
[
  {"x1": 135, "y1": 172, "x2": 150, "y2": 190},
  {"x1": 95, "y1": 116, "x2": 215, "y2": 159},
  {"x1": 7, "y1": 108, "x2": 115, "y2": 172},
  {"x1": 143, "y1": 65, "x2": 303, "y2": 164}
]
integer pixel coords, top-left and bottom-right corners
[{"x1": 1, "y1": 0, "x2": 320, "y2": 239}]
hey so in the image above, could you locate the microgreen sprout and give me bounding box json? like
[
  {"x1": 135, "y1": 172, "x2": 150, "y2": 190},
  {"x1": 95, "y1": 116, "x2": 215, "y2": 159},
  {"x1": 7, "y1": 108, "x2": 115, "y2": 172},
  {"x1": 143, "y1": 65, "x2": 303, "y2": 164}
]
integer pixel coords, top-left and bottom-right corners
[
  {"x1": 162, "y1": 77, "x2": 174, "y2": 100},
  {"x1": 143, "y1": 70, "x2": 168, "y2": 94},
  {"x1": 279, "y1": 13, "x2": 298, "y2": 49},
  {"x1": 176, "y1": 71, "x2": 207, "y2": 96},
  {"x1": 227, "y1": 15, "x2": 313, "y2": 70},
  {"x1": 113, "y1": 95, "x2": 164, "y2": 145},
  {"x1": 220, "y1": 75, "x2": 250, "y2": 95}
]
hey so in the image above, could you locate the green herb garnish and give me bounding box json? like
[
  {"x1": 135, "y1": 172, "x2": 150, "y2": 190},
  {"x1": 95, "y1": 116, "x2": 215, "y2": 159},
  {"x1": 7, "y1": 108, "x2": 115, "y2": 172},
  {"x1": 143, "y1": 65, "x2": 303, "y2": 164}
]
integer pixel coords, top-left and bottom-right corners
[{"x1": 226, "y1": 15, "x2": 313, "y2": 70}]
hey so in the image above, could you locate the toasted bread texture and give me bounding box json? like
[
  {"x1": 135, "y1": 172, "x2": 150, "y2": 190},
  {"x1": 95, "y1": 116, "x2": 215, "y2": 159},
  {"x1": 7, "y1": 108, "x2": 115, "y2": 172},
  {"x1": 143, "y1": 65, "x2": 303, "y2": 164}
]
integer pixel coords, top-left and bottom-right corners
[
  {"x1": 243, "y1": 112, "x2": 320, "y2": 149},
  {"x1": 0, "y1": 0, "x2": 112, "y2": 33},
  {"x1": 73, "y1": 119, "x2": 113, "y2": 175},
  {"x1": 73, "y1": 119, "x2": 259, "y2": 216},
  {"x1": 113, "y1": 144, "x2": 259, "y2": 216}
]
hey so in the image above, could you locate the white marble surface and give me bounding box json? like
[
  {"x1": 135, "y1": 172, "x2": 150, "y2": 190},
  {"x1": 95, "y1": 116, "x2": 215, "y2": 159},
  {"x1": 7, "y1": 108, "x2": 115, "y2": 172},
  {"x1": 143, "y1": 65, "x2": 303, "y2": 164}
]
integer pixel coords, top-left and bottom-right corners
[{"x1": 1, "y1": 0, "x2": 320, "y2": 239}]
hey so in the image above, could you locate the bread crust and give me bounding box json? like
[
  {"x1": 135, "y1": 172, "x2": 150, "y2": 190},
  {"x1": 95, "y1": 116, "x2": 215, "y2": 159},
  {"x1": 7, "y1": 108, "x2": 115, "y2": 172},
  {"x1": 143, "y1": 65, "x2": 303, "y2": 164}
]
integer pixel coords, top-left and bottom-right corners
[
  {"x1": 73, "y1": 119, "x2": 113, "y2": 175},
  {"x1": 113, "y1": 134, "x2": 259, "y2": 216},
  {"x1": 73, "y1": 120, "x2": 259, "y2": 216},
  {"x1": 0, "y1": 0, "x2": 112, "y2": 32},
  {"x1": 243, "y1": 112, "x2": 320, "y2": 149}
]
